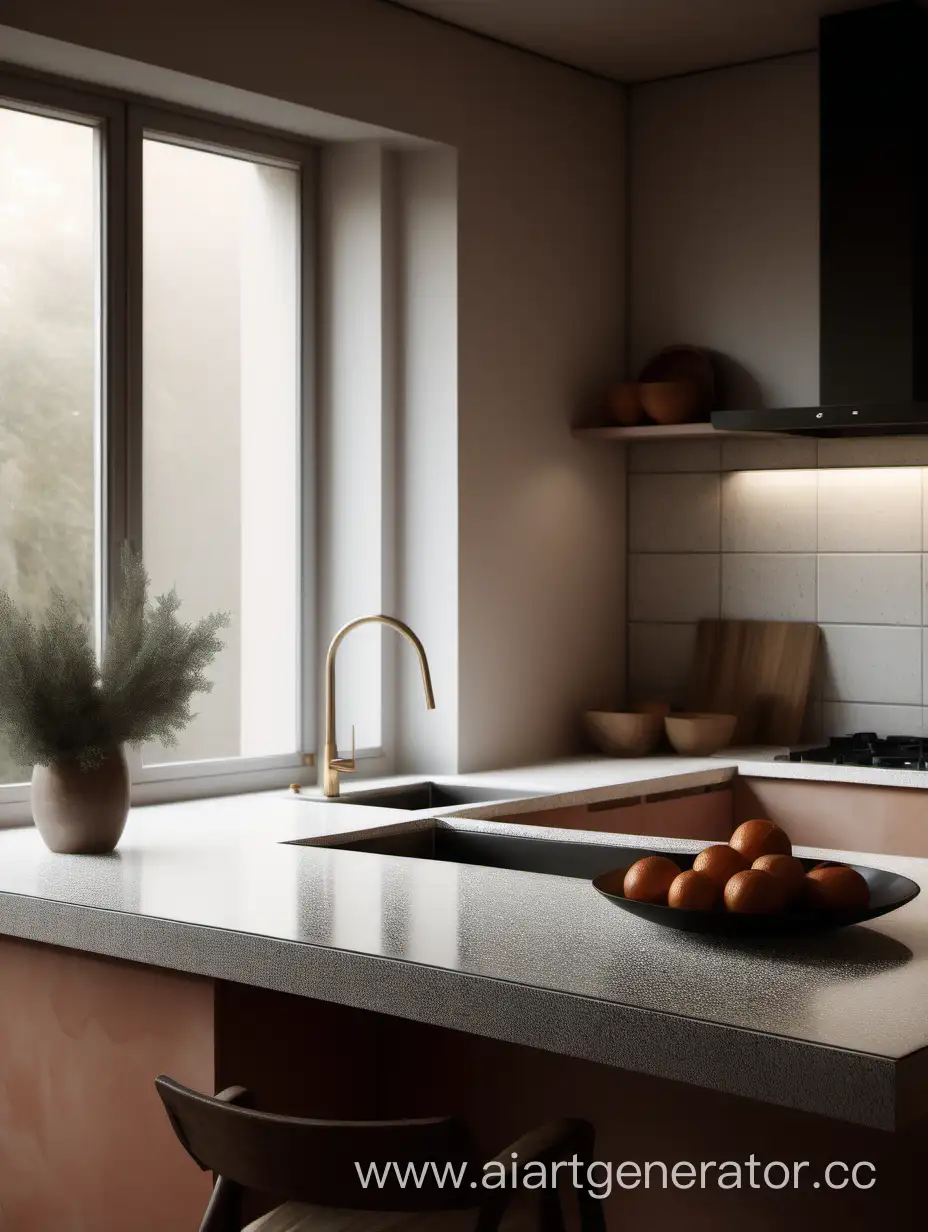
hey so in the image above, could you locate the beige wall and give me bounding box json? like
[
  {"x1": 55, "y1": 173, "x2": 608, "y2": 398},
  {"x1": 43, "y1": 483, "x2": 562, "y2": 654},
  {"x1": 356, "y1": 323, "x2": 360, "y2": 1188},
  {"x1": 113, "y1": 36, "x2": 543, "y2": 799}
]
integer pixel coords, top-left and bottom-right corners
[
  {"x1": 395, "y1": 146, "x2": 460, "y2": 774},
  {"x1": 629, "y1": 52, "x2": 819, "y2": 408},
  {"x1": 0, "y1": 0, "x2": 627, "y2": 773}
]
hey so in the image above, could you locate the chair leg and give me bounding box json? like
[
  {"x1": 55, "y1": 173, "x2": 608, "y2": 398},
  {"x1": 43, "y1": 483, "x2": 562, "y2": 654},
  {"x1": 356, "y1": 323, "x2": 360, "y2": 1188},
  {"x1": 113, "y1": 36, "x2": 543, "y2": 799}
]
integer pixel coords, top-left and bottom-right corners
[
  {"x1": 569, "y1": 1137, "x2": 606, "y2": 1232},
  {"x1": 475, "y1": 1192, "x2": 513, "y2": 1232},
  {"x1": 539, "y1": 1187, "x2": 566, "y2": 1232},
  {"x1": 199, "y1": 1176, "x2": 242, "y2": 1232},
  {"x1": 576, "y1": 1186, "x2": 606, "y2": 1232}
]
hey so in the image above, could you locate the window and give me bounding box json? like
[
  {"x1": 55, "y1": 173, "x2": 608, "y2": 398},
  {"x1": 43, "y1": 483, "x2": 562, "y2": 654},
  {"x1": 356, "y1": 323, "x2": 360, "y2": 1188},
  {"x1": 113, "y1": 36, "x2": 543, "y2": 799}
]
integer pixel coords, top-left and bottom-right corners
[
  {"x1": 140, "y1": 131, "x2": 302, "y2": 767},
  {"x1": 0, "y1": 100, "x2": 102, "y2": 788},
  {"x1": 0, "y1": 76, "x2": 314, "y2": 817}
]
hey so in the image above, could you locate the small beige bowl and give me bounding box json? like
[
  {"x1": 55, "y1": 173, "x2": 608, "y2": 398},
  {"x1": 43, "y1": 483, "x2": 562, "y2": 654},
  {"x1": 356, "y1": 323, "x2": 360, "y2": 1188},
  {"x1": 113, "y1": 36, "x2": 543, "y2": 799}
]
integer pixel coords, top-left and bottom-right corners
[
  {"x1": 584, "y1": 710, "x2": 664, "y2": 757},
  {"x1": 664, "y1": 712, "x2": 737, "y2": 756}
]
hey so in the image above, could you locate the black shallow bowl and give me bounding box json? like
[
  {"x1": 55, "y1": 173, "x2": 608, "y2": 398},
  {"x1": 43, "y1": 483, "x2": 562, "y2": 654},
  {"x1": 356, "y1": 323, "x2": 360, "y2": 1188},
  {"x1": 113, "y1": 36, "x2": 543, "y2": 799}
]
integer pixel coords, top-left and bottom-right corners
[{"x1": 593, "y1": 853, "x2": 921, "y2": 937}]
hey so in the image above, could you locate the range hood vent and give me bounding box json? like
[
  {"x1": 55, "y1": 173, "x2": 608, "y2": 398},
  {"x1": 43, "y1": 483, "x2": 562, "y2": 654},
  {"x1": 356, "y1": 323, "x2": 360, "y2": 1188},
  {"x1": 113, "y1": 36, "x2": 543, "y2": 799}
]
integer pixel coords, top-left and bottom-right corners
[{"x1": 711, "y1": 1, "x2": 928, "y2": 438}]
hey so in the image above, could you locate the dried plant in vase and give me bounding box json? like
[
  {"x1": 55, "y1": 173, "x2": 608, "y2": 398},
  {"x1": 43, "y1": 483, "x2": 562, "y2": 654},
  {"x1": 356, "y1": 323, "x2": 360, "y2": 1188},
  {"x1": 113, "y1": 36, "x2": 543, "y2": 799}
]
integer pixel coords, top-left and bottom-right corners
[{"x1": 0, "y1": 546, "x2": 229, "y2": 853}]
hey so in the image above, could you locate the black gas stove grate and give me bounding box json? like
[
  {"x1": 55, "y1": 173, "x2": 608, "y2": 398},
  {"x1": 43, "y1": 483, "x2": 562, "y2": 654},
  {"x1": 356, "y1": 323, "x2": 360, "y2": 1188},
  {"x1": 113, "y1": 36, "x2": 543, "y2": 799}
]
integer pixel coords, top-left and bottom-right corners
[{"x1": 781, "y1": 733, "x2": 928, "y2": 770}]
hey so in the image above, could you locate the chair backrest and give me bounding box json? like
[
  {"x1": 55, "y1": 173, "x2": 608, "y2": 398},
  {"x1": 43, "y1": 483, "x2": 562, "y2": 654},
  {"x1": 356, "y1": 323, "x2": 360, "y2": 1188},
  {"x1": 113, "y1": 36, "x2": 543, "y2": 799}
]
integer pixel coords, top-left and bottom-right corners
[{"x1": 155, "y1": 1076, "x2": 483, "y2": 1212}]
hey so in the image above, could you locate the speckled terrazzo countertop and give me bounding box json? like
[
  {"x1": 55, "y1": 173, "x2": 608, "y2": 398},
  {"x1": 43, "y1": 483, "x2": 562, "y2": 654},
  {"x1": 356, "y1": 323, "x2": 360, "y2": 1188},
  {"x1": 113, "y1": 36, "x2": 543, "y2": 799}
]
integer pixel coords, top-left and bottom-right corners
[{"x1": 0, "y1": 758, "x2": 927, "y2": 1132}]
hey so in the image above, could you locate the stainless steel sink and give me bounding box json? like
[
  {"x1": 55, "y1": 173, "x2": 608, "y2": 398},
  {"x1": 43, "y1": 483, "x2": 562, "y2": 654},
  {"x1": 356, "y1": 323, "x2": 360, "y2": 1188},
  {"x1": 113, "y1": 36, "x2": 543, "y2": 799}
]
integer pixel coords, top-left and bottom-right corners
[
  {"x1": 326, "y1": 781, "x2": 524, "y2": 811},
  {"x1": 291, "y1": 825, "x2": 645, "y2": 878}
]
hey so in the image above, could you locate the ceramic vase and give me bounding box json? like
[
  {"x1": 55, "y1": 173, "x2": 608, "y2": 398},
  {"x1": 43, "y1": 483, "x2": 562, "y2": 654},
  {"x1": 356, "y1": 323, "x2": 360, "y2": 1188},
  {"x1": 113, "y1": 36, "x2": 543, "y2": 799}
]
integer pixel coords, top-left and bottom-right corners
[{"x1": 31, "y1": 747, "x2": 130, "y2": 854}]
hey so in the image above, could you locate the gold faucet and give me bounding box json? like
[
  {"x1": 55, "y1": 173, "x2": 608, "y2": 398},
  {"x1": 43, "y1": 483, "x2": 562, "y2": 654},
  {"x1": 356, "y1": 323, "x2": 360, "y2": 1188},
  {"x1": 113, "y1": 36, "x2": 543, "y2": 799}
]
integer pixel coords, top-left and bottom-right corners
[{"x1": 323, "y1": 615, "x2": 435, "y2": 797}]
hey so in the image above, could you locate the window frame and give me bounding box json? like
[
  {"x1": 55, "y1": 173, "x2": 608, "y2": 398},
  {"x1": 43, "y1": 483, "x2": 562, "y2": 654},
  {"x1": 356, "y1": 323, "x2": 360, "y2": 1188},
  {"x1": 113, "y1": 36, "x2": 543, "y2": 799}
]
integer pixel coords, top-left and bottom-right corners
[{"x1": 0, "y1": 69, "x2": 319, "y2": 821}]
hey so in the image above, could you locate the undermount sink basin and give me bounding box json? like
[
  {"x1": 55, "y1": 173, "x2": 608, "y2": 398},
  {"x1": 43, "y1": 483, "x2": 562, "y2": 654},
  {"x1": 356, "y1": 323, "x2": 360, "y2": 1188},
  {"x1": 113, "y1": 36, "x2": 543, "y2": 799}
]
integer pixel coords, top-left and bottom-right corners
[
  {"x1": 295, "y1": 825, "x2": 646, "y2": 878},
  {"x1": 327, "y1": 781, "x2": 524, "y2": 811}
]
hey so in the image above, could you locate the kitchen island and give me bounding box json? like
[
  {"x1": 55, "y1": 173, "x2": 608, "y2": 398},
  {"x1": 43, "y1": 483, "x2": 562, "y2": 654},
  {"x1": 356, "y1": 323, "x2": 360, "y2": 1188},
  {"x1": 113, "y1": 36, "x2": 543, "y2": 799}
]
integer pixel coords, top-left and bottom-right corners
[{"x1": 2, "y1": 755, "x2": 927, "y2": 1229}]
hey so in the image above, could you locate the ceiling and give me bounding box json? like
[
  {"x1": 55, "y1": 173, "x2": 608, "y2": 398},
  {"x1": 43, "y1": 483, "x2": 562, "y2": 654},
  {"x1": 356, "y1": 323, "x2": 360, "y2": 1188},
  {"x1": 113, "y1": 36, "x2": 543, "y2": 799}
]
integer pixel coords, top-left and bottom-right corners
[{"x1": 389, "y1": 0, "x2": 875, "y2": 82}]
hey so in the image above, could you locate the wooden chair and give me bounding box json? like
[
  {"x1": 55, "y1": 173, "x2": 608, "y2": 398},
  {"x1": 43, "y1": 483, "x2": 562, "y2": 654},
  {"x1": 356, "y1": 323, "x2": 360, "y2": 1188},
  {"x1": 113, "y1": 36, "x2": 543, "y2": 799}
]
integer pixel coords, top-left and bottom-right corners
[{"x1": 156, "y1": 1076, "x2": 606, "y2": 1232}]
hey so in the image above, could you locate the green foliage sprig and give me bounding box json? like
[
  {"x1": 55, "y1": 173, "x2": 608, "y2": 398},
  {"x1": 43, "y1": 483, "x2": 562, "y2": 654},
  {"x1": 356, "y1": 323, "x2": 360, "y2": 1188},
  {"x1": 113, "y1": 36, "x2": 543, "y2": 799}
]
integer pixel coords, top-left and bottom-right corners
[{"x1": 0, "y1": 546, "x2": 229, "y2": 769}]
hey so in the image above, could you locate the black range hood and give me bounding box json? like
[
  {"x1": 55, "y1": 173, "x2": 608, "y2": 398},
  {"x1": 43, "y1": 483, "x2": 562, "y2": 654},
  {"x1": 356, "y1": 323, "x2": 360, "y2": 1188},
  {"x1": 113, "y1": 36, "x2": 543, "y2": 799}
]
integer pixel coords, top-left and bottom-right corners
[{"x1": 712, "y1": 1, "x2": 928, "y2": 438}]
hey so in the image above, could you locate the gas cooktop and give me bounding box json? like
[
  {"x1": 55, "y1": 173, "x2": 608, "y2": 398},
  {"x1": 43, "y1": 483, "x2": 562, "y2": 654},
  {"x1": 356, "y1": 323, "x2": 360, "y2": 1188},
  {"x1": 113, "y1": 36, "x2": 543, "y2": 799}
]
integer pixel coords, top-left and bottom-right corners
[{"x1": 778, "y1": 733, "x2": 928, "y2": 771}]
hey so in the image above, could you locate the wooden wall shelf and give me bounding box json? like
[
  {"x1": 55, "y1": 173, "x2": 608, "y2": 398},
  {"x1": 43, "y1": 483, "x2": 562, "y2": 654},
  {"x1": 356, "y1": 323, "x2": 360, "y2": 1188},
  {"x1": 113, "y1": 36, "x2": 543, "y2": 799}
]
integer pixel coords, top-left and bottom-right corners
[{"x1": 572, "y1": 422, "x2": 769, "y2": 441}]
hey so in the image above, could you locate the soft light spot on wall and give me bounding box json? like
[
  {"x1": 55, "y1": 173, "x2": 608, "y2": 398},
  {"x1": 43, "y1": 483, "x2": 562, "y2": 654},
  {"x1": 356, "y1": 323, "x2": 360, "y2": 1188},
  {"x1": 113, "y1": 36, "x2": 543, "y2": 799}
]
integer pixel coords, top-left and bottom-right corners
[
  {"x1": 720, "y1": 468, "x2": 818, "y2": 553},
  {"x1": 513, "y1": 460, "x2": 618, "y2": 581},
  {"x1": 816, "y1": 466, "x2": 923, "y2": 553},
  {"x1": 722, "y1": 468, "x2": 816, "y2": 493},
  {"x1": 816, "y1": 466, "x2": 924, "y2": 477}
]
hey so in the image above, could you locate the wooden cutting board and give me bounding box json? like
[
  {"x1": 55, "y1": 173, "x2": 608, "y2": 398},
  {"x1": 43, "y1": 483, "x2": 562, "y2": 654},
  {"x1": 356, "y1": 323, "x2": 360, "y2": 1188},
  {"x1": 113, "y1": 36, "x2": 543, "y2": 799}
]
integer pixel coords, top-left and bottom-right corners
[{"x1": 685, "y1": 620, "x2": 821, "y2": 746}]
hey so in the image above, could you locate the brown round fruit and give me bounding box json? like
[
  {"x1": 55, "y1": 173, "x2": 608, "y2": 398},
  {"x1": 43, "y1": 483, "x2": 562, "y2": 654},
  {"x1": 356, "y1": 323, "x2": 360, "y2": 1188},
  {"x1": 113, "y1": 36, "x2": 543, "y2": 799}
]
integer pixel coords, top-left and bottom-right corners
[
  {"x1": 692, "y1": 844, "x2": 748, "y2": 890},
  {"x1": 667, "y1": 869, "x2": 719, "y2": 912},
  {"x1": 804, "y1": 865, "x2": 870, "y2": 913},
  {"x1": 729, "y1": 819, "x2": 792, "y2": 863},
  {"x1": 724, "y1": 868, "x2": 785, "y2": 915},
  {"x1": 752, "y1": 854, "x2": 806, "y2": 904},
  {"x1": 623, "y1": 856, "x2": 680, "y2": 905}
]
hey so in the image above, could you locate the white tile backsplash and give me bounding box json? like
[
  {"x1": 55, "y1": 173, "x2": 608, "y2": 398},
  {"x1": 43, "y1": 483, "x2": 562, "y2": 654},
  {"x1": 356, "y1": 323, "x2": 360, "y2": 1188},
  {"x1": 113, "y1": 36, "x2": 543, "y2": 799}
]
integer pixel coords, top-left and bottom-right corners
[
  {"x1": 720, "y1": 436, "x2": 817, "y2": 472},
  {"x1": 626, "y1": 459, "x2": 928, "y2": 738},
  {"x1": 629, "y1": 473, "x2": 720, "y2": 553},
  {"x1": 628, "y1": 622, "x2": 696, "y2": 709},
  {"x1": 628, "y1": 439, "x2": 721, "y2": 473},
  {"x1": 818, "y1": 437, "x2": 928, "y2": 468},
  {"x1": 821, "y1": 624, "x2": 922, "y2": 705},
  {"x1": 818, "y1": 554, "x2": 922, "y2": 626},
  {"x1": 818, "y1": 467, "x2": 922, "y2": 552},
  {"x1": 721, "y1": 470, "x2": 818, "y2": 552},
  {"x1": 629, "y1": 554, "x2": 720, "y2": 623},
  {"x1": 822, "y1": 702, "x2": 925, "y2": 739},
  {"x1": 721, "y1": 554, "x2": 816, "y2": 621}
]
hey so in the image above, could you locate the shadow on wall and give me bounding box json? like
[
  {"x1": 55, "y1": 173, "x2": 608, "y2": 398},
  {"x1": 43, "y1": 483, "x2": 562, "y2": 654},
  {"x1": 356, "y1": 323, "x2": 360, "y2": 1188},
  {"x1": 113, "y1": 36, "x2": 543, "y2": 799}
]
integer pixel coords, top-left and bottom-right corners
[{"x1": 707, "y1": 349, "x2": 765, "y2": 410}]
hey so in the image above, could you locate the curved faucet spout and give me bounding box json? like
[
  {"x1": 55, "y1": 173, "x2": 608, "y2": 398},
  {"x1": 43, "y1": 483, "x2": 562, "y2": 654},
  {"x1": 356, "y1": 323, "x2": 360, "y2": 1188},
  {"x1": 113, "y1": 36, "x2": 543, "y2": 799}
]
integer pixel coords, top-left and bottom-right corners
[{"x1": 323, "y1": 615, "x2": 435, "y2": 797}]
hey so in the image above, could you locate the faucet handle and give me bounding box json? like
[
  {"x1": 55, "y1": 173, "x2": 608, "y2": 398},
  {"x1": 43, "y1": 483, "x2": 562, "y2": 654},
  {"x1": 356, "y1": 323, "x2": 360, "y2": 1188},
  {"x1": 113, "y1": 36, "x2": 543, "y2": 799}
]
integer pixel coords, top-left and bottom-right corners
[{"x1": 330, "y1": 724, "x2": 356, "y2": 774}]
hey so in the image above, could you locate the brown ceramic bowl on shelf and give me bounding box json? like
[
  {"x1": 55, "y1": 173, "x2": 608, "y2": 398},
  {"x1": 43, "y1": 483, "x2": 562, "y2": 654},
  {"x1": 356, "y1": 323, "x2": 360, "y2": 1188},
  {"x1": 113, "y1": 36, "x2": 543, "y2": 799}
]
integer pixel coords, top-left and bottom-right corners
[
  {"x1": 639, "y1": 378, "x2": 702, "y2": 425},
  {"x1": 584, "y1": 710, "x2": 664, "y2": 757},
  {"x1": 606, "y1": 381, "x2": 644, "y2": 426},
  {"x1": 639, "y1": 345, "x2": 716, "y2": 414},
  {"x1": 664, "y1": 712, "x2": 737, "y2": 756}
]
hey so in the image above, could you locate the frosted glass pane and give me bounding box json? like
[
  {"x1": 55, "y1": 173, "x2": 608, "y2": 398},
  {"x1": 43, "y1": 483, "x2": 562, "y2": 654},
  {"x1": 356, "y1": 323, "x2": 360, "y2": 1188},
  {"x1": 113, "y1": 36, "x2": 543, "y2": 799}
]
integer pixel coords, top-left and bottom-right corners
[
  {"x1": 0, "y1": 107, "x2": 99, "y2": 785},
  {"x1": 142, "y1": 138, "x2": 300, "y2": 765}
]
